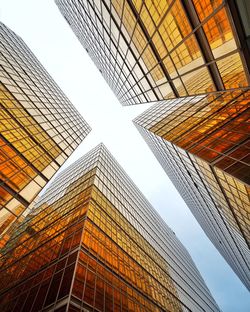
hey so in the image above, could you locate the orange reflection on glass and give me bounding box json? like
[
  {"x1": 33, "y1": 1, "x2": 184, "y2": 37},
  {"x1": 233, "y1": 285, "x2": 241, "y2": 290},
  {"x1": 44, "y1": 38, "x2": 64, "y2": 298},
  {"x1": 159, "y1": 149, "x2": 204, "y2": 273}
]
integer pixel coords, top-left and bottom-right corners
[
  {"x1": 150, "y1": 90, "x2": 249, "y2": 185},
  {"x1": 193, "y1": 0, "x2": 223, "y2": 21},
  {"x1": 217, "y1": 53, "x2": 248, "y2": 89},
  {"x1": 203, "y1": 8, "x2": 235, "y2": 54}
]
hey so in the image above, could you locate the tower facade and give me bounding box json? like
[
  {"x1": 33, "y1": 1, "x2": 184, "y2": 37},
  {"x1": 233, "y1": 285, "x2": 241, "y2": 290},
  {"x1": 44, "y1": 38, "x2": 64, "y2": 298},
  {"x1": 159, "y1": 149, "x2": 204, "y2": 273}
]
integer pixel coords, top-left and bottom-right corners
[
  {"x1": 56, "y1": 0, "x2": 249, "y2": 105},
  {"x1": 133, "y1": 90, "x2": 250, "y2": 290},
  {"x1": 55, "y1": 0, "x2": 250, "y2": 289},
  {"x1": 0, "y1": 22, "x2": 91, "y2": 236},
  {"x1": 0, "y1": 144, "x2": 219, "y2": 312}
]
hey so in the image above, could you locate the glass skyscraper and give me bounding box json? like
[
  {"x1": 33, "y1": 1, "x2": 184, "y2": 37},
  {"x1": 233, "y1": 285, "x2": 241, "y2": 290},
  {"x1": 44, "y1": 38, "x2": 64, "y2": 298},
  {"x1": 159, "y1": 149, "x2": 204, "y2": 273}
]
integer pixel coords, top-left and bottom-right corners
[
  {"x1": 0, "y1": 144, "x2": 219, "y2": 311},
  {"x1": 55, "y1": 0, "x2": 250, "y2": 290},
  {"x1": 0, "y1": 22, "x2": 91, "y2": 236},
  {"x1": 56, "y1": 0, "x2": 249, "y2": 105},
  {"x1": 133, "y1": 90, "x2": 250, "y2": 290}
]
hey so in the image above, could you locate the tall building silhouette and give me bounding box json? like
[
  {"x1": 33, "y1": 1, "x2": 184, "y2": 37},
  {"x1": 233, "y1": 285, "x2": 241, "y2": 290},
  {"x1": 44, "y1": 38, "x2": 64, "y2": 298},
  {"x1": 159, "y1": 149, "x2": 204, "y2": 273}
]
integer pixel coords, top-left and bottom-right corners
[
  {"x1": 0, "y1": 144, "x2": 219, "y2": 311},
  {"x1": 55, "y1": 0, "x2": 250, "y2": 289},
  {"x1": 0, "y1": 22, "x2": 91, "y2": 236}
]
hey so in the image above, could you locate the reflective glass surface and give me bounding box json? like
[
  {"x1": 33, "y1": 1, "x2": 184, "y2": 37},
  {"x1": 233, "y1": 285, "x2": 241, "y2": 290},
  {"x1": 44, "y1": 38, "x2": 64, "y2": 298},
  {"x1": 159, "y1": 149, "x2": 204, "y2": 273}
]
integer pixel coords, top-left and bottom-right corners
[
  {"x1": 134, "y1": 93, "x2": 250, "y2": 290},
  {"x1": 55, "y1": 0, "x2": 250, "y2": 294},
  {"x1": 0, "y1": 23, "x2": 91, "y2": 235},
  {"x1": 0, "y1": 145, "x2": 219, "y2": 311},
  {"x1": 56, "y1": 0, "x2": 249, "y2": 105}
]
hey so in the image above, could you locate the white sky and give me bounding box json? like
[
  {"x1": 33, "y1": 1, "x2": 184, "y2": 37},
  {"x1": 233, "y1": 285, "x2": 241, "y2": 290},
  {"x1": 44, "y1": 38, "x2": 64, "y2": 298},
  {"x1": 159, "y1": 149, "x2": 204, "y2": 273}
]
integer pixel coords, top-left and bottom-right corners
[{"x1": 1, "y1": 1, "x2": 249, "y2": 311}]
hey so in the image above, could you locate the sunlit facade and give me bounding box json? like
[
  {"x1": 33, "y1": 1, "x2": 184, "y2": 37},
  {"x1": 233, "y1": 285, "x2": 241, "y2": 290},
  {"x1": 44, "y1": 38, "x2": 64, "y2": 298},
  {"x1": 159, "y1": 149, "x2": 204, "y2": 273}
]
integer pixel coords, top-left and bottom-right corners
[
  {"x1": 56, "y1": 0, "x2": 249, "y2": 105},
  {"x1": 134, "y1": 89, "x2": 250, "y2": 290},
  {"x1": 0, "y1": 144, "x2": 219, "y2": 311},
  {"x1": 55, "y1": 0, "x2": 250, "y2": 290},
  {"x1": 0, "y1": 22, "x2": 91, "y2": 236}
]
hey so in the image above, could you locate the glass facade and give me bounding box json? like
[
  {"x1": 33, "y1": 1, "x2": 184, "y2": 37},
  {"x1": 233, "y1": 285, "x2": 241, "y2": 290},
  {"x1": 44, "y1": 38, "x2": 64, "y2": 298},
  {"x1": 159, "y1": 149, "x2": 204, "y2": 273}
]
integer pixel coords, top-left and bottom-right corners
[
  {"x1": 55, "y1": 0, "x2": 250, "y2": 290},
  {"x1": 0, "y1": 22, "x2": 91, "y2": 236},
  {"x1": 134, "y1": 92, "x2": 250, "y2": 290},
  {"x1": 0, "y1": 144, "x2": 219, "y2": 311},
  {"x1": 56, "y1": 0, "x2": 249, "y2": 105}
]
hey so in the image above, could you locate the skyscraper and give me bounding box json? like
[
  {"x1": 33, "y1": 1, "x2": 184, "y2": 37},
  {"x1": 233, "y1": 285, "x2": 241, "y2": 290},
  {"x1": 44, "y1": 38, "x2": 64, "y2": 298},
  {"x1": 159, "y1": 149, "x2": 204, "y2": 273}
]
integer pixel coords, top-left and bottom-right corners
[
  {"x1": 55, "y1": 0, "x2": 250, "y2": 289},
  {"x1": 133, "y1": 90, "x2": 250, "y2": 290},
  {"x1": 0, "y1": 144, "x2": 219, "y2": 312},
  {"x1": 0, "y1": 22, "x2": 91, "y2": 236},
  {"x1": 56, "y1": 0, "x2": 249, "y2": 105}
]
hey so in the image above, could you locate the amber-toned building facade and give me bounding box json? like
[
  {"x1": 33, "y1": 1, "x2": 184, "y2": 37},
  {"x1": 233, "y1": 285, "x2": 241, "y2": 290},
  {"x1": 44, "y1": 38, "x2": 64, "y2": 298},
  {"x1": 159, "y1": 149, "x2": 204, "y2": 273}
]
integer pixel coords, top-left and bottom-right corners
[
  {"x1": 0, "y1": 22, "x2": 91, "y2": 236},
  {"x1": 56, "y1": 0, "x2": 249, "y2": 105},
  {"x1": 134, "y1": 90, "x2": 250, "y2": 290},
  {"x1": 0, "y1": 144, "x2": 219, "y2": 311},
  {"x1": 55, "y1": 0, "x2": 250, "y2": 290}
]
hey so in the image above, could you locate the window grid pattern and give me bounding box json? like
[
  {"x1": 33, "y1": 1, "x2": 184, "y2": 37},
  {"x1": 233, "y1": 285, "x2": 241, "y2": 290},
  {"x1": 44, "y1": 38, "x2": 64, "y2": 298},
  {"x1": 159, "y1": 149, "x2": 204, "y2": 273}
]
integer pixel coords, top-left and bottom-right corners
[
  {"x1": 134, "y1": 110, "x2": 250, "y2": 290},
  {"x1": 0, "y1": 22, "x2": 91, "y2": 235},
  {"x1": 0, "y1": 144, "x2": 219, "y2": 311},
  {"x1": 144, "y1": 90, "x2": 249, "y2": 185},
  {"x1": 56, "y1": 0, "x2": 248, "y2": 105}
]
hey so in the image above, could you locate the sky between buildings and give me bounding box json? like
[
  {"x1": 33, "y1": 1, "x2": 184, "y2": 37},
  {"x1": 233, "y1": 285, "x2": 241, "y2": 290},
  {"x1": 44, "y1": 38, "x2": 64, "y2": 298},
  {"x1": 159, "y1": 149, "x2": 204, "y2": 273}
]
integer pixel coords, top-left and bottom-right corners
[{"x1": 0, "y1": 1, "x2": 249, "y2": 311}]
